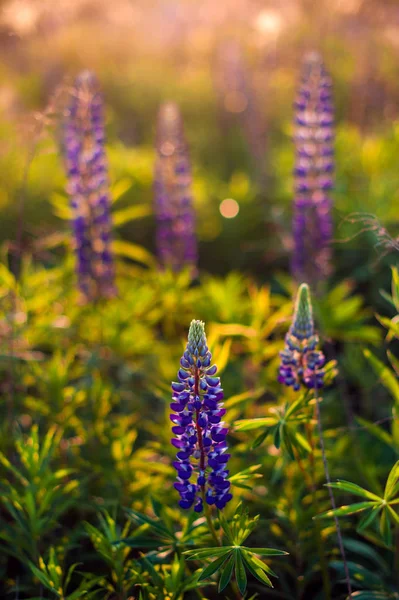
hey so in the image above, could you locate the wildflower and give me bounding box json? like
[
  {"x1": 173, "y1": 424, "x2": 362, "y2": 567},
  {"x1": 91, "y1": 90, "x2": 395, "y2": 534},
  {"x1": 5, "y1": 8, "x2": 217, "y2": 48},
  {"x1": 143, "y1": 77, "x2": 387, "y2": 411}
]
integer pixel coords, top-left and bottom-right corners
[
  {"x1": 171, "y1": 320, "x2": 232, "y2": 512},
  {"x1": 64, "y1": 70, "x2": 116, "y2": 300},
  {"x1": 278, "y1": 284, "x2": 325, "y2": 391},
  {"x1": 154, "y1": 102, "x2": 197, "y2": 273},
  {"x1": 292, "y1": 52, "x2": 334, "y2": 285}
]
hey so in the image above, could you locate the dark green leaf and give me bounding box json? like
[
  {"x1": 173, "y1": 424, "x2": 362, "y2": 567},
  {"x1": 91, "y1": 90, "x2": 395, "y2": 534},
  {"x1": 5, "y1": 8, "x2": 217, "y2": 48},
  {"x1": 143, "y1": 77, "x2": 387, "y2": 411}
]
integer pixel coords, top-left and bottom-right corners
[
  {"x1": 199, "y1": 552, "x2": 231, "y2": 581},
  {"x1": 218, "y1": 553, "x2": 235, "y2": 592}
]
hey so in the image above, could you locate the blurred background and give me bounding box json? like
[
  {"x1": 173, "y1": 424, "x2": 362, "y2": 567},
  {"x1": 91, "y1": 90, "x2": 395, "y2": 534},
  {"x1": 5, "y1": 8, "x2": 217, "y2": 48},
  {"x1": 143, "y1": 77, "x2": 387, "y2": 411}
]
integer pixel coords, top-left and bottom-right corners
[{"x1": 1, "y1": 0, "x2": 399, "y2": 289}]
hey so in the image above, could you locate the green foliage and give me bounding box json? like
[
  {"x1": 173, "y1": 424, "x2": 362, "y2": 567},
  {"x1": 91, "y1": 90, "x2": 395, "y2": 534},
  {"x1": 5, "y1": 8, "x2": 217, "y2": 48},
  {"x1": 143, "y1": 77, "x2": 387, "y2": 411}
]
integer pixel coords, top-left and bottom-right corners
[
  {"x1": 316, "y1": 462, "x2": 399, "y2": 547},
  {"x1": 184, "y1": 505, "x2": 287, "y2": 593}
]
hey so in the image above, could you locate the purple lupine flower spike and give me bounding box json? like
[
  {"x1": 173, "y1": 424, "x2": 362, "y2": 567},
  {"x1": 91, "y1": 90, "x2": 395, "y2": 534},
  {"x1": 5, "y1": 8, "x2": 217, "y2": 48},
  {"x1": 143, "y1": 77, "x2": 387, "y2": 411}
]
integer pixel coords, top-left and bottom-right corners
[
  {"x1": 171, "y1": 320, "x2": 232, "y2": 512},
  {"x1": 278, "y1": 284, "x2": 325, "y2": 391},
  {"x1": 292, "y1": 52, "x2": 334, "y2": 286},
  {"x1": 64, "y1": 70, "x2": 116, "y2": 301},
  {"x1": 154, "y1": 102, "x2": 197, "y2": 274}
]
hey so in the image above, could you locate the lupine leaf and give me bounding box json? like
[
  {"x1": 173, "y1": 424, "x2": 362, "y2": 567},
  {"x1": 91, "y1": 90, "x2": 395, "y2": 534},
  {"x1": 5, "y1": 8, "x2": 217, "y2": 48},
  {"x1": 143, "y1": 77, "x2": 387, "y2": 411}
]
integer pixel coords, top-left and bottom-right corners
[
  {"x1": 184, "y1": 547, "x2": 233, "y2": 560},
  {"x1": 363, "y1": 349, "x2": 399, "y2": 405},
  {"x1": 234, "y1": 550, "x2": 247, "y2": 594},
  {"x1": 379, "y1": 508, "x2": 392, "y2": 547},
  {"x1": 316, "y1": 502, "x2": 377, "y2": 519},
  {"x1": 235, "y1": 417, "x2": 276, "y2": 431},
  {"x1": 327, "y1": 480, "x2": 381, "y2": 501},
  {"x1": 384, "y1": 460, "x2": 399, "y2": 500},
  {"x1": 242, "y1": 552, "x2": 273, "y2": 588},
  {"x1": 124, "y1": 508, "x2": 174, "y2": 540},
  {"x1": 198, "y1": 552, "x2": 231, "y2": 581},
  {"x1": 357, "y1": 505, "x2": 381, "y2": 532},
  {"x1": 218, "y1": 553, "x2": 235, "y2": 592},
  {"x1": 242, "y1": 547, "x2": 288, "y2": 556}
]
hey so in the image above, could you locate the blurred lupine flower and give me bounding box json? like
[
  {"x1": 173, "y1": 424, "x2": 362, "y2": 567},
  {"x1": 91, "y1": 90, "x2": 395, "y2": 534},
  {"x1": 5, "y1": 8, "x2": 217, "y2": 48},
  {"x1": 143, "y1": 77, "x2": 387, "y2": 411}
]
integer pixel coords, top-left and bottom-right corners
[
  {"x1": 278, "y1": 284, "x2": 325, "y2": 391},
  {"x1": 154, "y1": 102, "x2": 197, "y2": 274},
  {"x1": 64, "y1": 70, "x2": 116, "y2": 301},
  {"x1": 171, "y1": 320, "x2": 232, "y2": 512},
  {"x1": 292, "y1": 52, "x2": 334, "y2": 285}
]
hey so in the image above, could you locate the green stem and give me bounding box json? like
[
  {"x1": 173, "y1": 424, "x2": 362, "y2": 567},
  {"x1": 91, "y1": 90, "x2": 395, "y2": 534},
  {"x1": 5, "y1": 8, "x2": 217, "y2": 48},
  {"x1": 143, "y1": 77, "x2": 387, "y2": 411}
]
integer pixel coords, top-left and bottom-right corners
[
  {"x1": 203, "y1": 496, "x2": 220, "y2": 546},
  {"x1": 306, "y1": 420, "x2": 332, "y2": 600}
]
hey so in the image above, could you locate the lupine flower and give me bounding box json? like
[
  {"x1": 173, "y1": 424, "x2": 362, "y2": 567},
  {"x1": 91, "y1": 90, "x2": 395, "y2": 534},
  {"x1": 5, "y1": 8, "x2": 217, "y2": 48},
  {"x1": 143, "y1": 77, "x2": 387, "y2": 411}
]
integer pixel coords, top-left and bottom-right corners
[
  {"x1": 64, "y1": 70, "x2": 116, "y2": 300},
  {"x1": 171, "y1": 320, "x2": 232, "y2": 512},
  {"x1": 292, "y1": 52, "x2": 334, "y2": 285},
  {"x1": 278, "y1": 284, "x2": 325, "y2": 391},
  {"x1": 154, "y1": 102, "x2": 197, "y2": 274}
]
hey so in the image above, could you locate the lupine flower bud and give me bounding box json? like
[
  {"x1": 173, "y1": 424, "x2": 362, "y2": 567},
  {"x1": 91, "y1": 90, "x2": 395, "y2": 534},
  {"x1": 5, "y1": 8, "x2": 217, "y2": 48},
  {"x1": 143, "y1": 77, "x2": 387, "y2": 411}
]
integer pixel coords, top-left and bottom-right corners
[
  {"x1": 154, "y1": 102, "x2": 197, "y2": 274},
  {"x1": 171, "y1": 320, "x2": 232, "y2": 512},
  {"x1": 64, "y1": 70, "x2": 116, "y2": 301},
  {"x1": 278, "y1": 284, "x2": 325, "y2": 391},
  {"x1": 292, "y1": 52, "x2": 334, "y2": 286}
]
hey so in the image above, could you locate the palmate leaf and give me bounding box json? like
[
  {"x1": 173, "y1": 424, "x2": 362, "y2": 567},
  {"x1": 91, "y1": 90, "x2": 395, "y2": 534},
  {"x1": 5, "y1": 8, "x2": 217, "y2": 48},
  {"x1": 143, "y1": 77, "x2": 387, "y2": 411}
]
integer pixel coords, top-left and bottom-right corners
[
  {"x1": 384, "y1": 460, "x2": 399, "y2": 500},
  {"x1": 242, "y1": 552, "x2": 273, "y2": 588},
  {"x1": 363, "y1": 349, "x2": 399, "y2": 405},
  {"x1": 198, "y1": 551, "x2": 232, "y2": 581},
  {"x1": 328, "y1": 480, "x2": 382, "y2": 502},
  {"x1": 316, "y1": 501, "x2": 377, "y2": 519},
  {"x1": 218, "y1": 553, "x2": 235, "y2": 592},
  {"x1": 124, "y1": 507, "x2": 175, "y2": 541},
  {"x1": 357, "y1": 505, "x2": 381, "y2": 532},
  {"x1": 235, "y1": 417, "x2": 277, "y2": 431},
  {"x1": 229, "y1": 464, "x2": 262, "y2": 490},
  {"x1": 234, "y1": 550, "x2": 247, "y2": 594}
]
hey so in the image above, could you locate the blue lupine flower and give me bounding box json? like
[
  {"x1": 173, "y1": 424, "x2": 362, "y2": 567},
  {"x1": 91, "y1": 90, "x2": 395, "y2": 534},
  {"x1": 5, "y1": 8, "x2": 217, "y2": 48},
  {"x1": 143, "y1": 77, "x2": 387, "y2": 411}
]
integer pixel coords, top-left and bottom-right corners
[
  {"x1": 278, "y1": 284, "x2": 325, "y2": 391},
  {"x1": 292, "y1": 52, "x2": 334, "y2": 285},
  {"x1": 64, "y1": 70, "x2": 116, "y2": 300},
  {"x1": 171, "y1": 320, "x2": 232, "y2": 512},
  {"x1": 154, "y1": 102, "x2": 197, "y2": 274}
]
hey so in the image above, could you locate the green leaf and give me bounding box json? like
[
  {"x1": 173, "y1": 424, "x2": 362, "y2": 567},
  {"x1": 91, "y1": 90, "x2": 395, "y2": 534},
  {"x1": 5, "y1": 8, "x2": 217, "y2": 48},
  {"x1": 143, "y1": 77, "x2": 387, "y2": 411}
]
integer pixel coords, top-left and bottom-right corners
[
  {"x1": 327, "y1": 480, "x2": 381, "y2": 502},
  {"x1": 234, "y1": 550, "x2": 247, "y2": 595},
  {"x1": 251, "y1": 429, "x2": 270, "y2": 450},
  {"x1": 316, "y1": 502, "x2": 377, "y2": 519},
  {"x1": 293, "y1": 431, "x2": 312, "y2": 453},
  {"x1": 242, "y1": 552, "x2": 273, "y2": 588},
  {"x1": 347, "y1": 593, "x2": 398, "y2": 599},
  {"x1": 363, "y1": 349, "x2": 399, "y2": 406},
  {"x1": 184, "y1": 547, "x2": 232, "y2": 560},
  {"x1": 28, "y1": 563, "x2": 60, "y2": 596},
  {"x1": 242, "y1": 547, "x2": 288, "y2": 556},
  {"x1": 379, "y1": 508, "x2": 392, "y2": 547},
  {"x1": 355, "y1": 416, "x2": 393, "y2": 448},
  {"x1": 384, "y1": 460, "x2": 399, "y2": 500},
  {"x1": 112, "y1": 240, "x2": 156, "y2": 268},
  {"x1": 124, "y1": 508, "x2": 174, "y2": 540},
  {"x1": 218, "y1": 553, "x2": 235, "y2": 592},
  {"x1": 113, "y1": 205, "x2": 152, "y2": 226},
  {"x1": 357, "y1": 505, "x2": 381, "y2": 532},
  {"x1": 198, "y1": 552, "x2": 231, "y2": 581},
  {"x1": 235, "y1": 417, "x2": 276, "y2": 432}
]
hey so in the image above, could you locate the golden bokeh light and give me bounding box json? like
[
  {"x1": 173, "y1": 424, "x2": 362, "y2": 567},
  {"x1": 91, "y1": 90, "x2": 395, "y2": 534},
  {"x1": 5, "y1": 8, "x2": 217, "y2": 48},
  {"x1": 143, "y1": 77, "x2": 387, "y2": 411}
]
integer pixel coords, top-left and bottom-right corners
[{"x1": 219, "y1": 198, "x2": 239, "y2": 218}]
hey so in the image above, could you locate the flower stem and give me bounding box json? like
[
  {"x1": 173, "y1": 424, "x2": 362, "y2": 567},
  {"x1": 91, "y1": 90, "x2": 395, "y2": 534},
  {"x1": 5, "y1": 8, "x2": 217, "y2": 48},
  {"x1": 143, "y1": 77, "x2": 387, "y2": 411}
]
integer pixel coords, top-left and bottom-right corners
[{"x1": 314, "y1": 387, "x2": 352, "y2": 598}]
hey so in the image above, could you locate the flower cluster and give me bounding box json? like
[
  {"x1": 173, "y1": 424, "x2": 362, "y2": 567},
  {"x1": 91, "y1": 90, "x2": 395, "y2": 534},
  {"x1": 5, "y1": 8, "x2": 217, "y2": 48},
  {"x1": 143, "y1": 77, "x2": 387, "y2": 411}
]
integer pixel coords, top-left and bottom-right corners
[
  {"x1": 154, "y1": 102, "x2": 197, "y2": 274},
  {"x1": 171, "y1": 320, "x2": 232, "y2": 512},
  {"x1": 278, "y1": 284, "x2": 325, "y2": 391},
  {"x1": 64, "y1": 70, "x2": 116, "y2": 301},
  {"x1": 292, "y1": 52, "x2": 334, "y2": 286}
]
